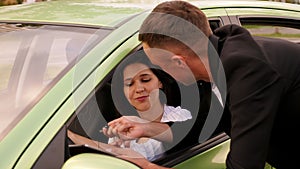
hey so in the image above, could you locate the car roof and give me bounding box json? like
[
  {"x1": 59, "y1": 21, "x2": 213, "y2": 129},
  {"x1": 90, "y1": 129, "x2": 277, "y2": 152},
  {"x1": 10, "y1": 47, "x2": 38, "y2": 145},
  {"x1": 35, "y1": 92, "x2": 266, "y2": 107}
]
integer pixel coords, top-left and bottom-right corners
[
  {"x1": 0, "y1": 0, "x2": 299, "y2": 28},
  {"x1": 0, "y1": 0, "x2": 150, "y2": 28}
]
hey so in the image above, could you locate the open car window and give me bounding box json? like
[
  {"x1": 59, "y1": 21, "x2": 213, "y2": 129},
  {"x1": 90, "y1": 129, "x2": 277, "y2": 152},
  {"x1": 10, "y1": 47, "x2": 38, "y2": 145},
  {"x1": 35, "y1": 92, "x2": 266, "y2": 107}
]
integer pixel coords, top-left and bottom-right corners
[
  {"x1": 65, "y1": 62, "x2": 229, "y2": 167},
  {"x1": 64, "y1": 19, "x2": 229, "y2": 166}
]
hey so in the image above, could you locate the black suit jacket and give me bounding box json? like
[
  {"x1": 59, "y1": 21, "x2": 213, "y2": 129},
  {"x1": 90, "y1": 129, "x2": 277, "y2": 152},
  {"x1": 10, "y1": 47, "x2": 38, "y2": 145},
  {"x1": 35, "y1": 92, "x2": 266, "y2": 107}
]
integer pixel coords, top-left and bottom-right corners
[
  {"x1": 165, "y1": 24, "x2": 300, "y2": 169},
  {"x1": 211, "y1": 24, "x2": 300, "y2": 169}
]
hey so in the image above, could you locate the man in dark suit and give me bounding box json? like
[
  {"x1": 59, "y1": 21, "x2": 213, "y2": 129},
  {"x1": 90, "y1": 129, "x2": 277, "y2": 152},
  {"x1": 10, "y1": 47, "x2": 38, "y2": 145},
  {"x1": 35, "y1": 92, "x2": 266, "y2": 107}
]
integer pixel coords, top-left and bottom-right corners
[{"x1": 105, "y1": 1, "x2": 300, "y2": 169}]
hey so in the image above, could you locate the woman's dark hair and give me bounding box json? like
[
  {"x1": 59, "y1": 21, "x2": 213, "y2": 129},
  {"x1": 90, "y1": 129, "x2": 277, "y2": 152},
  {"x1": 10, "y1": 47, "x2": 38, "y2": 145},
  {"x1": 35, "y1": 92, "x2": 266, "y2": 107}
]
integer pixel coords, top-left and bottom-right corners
[{"x1": 111, "y1": 50, "x2": 181, "y2": 116}]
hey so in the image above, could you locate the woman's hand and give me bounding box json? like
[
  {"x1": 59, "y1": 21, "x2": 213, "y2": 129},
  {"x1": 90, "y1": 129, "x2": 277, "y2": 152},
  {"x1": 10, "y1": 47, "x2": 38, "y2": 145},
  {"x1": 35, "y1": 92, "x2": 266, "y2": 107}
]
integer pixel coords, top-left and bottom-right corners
[{"x1": 108, "y1": 136, "x2": 131, "y2": 148}]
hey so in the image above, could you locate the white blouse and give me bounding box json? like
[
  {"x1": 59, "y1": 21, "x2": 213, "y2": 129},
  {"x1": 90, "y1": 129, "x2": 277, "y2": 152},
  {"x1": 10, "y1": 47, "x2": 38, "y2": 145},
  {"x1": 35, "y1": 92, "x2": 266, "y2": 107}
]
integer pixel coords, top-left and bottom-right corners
[{"x1": 108, "y1": 105, "x2": 192, "y2": 161}]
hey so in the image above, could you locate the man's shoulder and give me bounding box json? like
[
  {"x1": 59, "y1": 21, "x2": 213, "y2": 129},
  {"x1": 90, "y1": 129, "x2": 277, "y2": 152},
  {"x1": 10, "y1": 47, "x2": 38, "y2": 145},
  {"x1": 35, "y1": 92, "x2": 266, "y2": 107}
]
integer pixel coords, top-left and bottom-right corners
[{"x1": 214, "y1": 24, "x2": 250, "y2": 37}]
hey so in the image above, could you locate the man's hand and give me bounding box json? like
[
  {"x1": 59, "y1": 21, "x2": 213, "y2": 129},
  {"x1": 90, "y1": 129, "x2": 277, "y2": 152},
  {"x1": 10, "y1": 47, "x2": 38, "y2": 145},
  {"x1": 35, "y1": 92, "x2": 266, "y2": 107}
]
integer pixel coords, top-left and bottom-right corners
[
  {"x1": 103, "y1": 116, "x2": 148, "y2": 140},
  {"x1": 102, "y1": 116, "x2": 173, "y2": 143}
]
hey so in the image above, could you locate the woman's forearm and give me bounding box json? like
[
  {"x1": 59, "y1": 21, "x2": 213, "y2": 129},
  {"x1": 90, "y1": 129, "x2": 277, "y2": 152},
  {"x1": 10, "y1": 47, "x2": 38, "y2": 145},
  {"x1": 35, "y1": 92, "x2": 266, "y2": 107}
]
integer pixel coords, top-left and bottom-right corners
[{"x1": 68, "y1": 130, "x2": 98, "y2": 148}]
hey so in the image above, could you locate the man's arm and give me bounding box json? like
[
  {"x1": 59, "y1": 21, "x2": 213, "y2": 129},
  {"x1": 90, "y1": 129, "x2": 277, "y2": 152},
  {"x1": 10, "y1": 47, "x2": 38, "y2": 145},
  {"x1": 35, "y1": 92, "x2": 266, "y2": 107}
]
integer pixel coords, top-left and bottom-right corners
[{"x1": 104, "y1": 116, "x2": 173, "y2": 142}]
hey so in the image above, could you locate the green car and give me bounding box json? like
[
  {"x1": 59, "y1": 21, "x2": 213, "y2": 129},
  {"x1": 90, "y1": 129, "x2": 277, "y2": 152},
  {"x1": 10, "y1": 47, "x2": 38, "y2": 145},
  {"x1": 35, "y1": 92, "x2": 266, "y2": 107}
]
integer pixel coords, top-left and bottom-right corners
[{"x1": 0, "y1": 0, "x2": 299, "y2": 168}]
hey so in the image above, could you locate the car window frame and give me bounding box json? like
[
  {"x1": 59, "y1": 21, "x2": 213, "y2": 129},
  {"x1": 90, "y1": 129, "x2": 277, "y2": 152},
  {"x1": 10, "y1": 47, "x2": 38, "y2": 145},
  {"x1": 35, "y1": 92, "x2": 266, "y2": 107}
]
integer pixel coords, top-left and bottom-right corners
[{"x1": 63, "y1": 17, "x2": 232, "y2": 167}]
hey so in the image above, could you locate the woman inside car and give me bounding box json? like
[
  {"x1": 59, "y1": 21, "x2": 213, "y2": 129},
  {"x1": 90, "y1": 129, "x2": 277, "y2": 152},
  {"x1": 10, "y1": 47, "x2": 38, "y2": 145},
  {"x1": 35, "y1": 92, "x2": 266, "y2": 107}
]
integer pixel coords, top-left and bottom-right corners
[{"x1": 68, "y1": 50, "x2": 192, "y2": 161}]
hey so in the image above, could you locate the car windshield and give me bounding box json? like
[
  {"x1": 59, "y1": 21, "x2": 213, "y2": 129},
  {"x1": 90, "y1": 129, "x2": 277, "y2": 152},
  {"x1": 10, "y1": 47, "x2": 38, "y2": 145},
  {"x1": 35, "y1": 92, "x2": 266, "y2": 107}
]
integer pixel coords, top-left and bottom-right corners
[{"x1": 0, "y1": 23, "x2": 111, "y2": 139}]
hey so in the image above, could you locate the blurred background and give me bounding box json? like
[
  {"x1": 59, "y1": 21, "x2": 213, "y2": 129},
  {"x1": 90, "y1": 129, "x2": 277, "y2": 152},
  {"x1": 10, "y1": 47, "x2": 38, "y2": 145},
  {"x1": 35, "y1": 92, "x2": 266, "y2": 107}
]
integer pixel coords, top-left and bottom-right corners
[{"x1": 0, "y1": 0, "x2": 299, "y2": 6}]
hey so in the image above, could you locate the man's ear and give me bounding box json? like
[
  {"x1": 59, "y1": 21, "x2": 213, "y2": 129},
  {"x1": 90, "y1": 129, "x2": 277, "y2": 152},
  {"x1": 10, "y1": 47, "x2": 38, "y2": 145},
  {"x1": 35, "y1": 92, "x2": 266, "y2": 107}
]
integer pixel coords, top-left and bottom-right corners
[{"x1": 171, "y1": 55, "x2": 186, "y2": 68}]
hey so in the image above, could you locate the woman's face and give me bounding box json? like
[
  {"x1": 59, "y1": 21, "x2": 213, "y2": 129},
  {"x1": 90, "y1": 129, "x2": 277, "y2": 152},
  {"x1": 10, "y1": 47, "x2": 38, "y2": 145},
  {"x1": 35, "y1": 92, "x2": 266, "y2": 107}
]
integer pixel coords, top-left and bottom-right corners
[{"x1": 123, "y1": 63, "x2": 162, "y2": 112}]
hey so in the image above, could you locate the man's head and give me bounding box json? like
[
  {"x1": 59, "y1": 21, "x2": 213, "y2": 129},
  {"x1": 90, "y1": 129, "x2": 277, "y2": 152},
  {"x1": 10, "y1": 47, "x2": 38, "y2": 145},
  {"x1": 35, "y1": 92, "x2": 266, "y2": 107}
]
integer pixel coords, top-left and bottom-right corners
[{"x1": 139, "y1": 1, "x2": 213, "y2": 84}]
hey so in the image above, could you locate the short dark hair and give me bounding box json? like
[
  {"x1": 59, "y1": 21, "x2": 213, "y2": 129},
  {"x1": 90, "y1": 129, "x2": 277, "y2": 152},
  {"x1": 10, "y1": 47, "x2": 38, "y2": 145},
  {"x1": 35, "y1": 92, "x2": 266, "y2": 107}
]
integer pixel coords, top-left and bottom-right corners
[{"x1": 139, "y1": 1, "x2": 212, "y2": 50}]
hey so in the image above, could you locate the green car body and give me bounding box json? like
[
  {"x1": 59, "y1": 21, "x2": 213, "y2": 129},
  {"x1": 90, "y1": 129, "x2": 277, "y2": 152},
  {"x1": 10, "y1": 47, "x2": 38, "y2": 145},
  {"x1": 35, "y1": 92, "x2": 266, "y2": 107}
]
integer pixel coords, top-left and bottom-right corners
[{"x1": 0, "y1": 1, "x2": 299, "y2": 168}]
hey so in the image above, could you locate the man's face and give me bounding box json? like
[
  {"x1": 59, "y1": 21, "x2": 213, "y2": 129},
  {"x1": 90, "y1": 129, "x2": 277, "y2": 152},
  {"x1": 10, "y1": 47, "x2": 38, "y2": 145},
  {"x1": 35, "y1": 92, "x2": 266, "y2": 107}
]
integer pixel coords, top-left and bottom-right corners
[{"x1": 142, "y1": 42, "x2": 197, "y2": 85}]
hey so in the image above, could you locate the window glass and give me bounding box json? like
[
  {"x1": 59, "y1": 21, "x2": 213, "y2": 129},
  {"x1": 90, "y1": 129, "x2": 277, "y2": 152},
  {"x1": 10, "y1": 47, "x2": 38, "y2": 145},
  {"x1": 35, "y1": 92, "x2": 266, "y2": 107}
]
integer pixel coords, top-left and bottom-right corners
[
  {"x1": 244, "y1": 25, "x2": 300, "y2": 43},
  {"x1": 0, "y1": 39, "x2": 19, "y2": 91},
  {"x1": 0, "y1": 23, "x2": 111, "y2": 140},
  {"x1": 209, "y1": 19, "x2": 222, "y2": 32},
  {"x1": 240, "y1": 18, "x2": 300, "y2": 44}
]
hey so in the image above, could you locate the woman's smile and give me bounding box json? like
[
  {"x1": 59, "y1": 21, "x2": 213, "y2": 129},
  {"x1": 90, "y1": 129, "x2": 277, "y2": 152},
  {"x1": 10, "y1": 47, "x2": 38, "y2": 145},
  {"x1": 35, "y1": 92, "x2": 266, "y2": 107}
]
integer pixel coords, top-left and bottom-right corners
[{"x1": 135, "y1": 95, "x2": 149, "y2": 102}]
